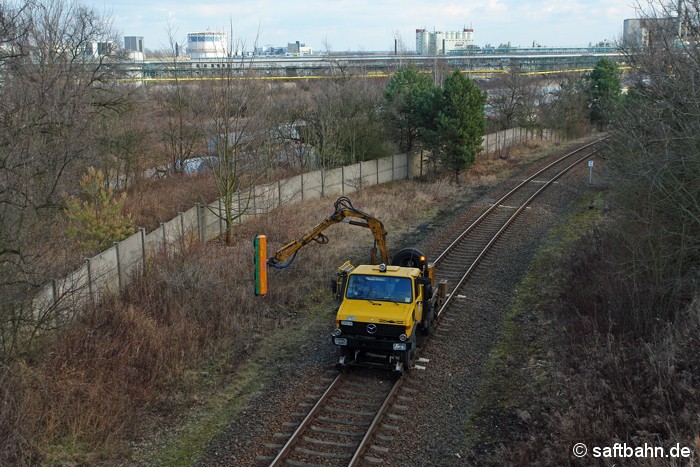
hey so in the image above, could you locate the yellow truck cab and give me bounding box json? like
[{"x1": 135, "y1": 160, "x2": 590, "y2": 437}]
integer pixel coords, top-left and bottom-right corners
[{"x1": 332, "y1": 254, "x2": 442, "y2": 373}]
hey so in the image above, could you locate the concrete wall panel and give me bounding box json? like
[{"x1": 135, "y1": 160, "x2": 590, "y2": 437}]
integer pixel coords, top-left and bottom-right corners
[
  {"x1": 377, "y1": 157, "x2": 394, "y2": 184},
  {"x1": 118, "y1": 231, "x2": 145, "y2": 281},
  {"x1": 360, "y1": 160, "x2": 377, "y2": 188},
  {"x1": 279, "y1": 175, "x2": 303, "y2": 204},
  {"x1": 303, "y1": 170, "x2": 324, "y2": 199},
  {"x1": 323, "y1": 167, "x2": 344, "y2": 197},
  {"x1": 343, "y1": 162, "x2": 362, "y2": 193}
]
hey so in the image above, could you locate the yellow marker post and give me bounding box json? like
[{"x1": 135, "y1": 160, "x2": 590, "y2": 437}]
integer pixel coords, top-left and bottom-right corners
[{"x1": 254, "y1": 235, "x2": 268, "y2": 296}]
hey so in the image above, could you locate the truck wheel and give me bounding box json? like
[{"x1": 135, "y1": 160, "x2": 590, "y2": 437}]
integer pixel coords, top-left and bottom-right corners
[
  {"x1": 391, "y1": 248, "x2": 427, "y2": 269},
  {"x1": 421, "y1": 315, "x2": 432, "y2": 337},
  {"x1": 402, "y1": 334, "x2": 416, "y2": 369}
]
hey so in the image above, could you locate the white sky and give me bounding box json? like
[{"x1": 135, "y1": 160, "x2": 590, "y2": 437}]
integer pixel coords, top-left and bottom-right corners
[{"x1": 90, "y1": 0, "x2": 642, "y2": 52}]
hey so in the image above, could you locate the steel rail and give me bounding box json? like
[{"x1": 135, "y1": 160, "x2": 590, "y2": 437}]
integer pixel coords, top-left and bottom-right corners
[
  {"x1": 268, "y1": 372, "x2": 345, "y2": 466},
  {"x1": 436, "y1": 149, "x2": 598, "y2": 318},
  {"x1": 347, "y1": 379, "x2": 403, "y2": 466},
  {"x1": 433, "y1": 137, "x2": 605, "y2": 266},
  {"x1": 269, "y1": 139, "x2": 604, "y2": 466},
  {"x1": 343, "y1": 147, "x2": 601, "y2": 465}
]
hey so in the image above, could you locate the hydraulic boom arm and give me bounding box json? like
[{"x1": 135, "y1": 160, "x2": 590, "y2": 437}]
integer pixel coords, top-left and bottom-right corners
[{"x1": 268, "y1": 197, "x2": 388, "y2": 268}]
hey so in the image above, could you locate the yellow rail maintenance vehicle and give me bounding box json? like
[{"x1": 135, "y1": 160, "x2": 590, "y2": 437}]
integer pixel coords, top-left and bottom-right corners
[
  {"x1": 265, "y1": 197, "x2": 445, "y2": 374},
  {"x1": 332, "y1": 247, "x2": 444, "y2": 373}
]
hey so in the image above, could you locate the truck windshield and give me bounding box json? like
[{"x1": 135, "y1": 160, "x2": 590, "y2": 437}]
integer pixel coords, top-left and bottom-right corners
[{"x1": 345, "y1": 275, "x2": 413, "y2": 303}]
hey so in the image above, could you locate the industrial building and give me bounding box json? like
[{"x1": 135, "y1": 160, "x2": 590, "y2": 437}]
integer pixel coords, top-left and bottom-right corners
[
  {"x1": 623, "y1": 18, "x2": 681, "y2": 47},
  {"x1": 187, "y1": 32, "x2": 228, "y2": 59},
  {"x1": 80, "y1": 41, "x2": 114, "y2": 58},
  {"x1": 287, "y1": 41, "x2": 313, "y2": 56},
  {"x1": 623, "y1": 1, "x2": 695, "y2": 47},
  {"x1": 124, "y1": 36, "x2": 144, "y2": 61},
  {"x1": 416, "y1": 28, "x2": 475, "y2": 55}
]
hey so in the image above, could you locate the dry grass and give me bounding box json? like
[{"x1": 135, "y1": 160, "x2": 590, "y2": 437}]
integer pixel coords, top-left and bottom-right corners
[
  {"x1": 508, "y1": 297, "x2": 700, "y2": 466},
  {"x1": 4, "y1": 241, "x2": 289, "y2": 462},
  {"x1": 0, "y1": 178, "x2": 465, "y2": 465},
  {"x1": 464, "y1": 139, "x2": 563, "y2": 187},
  {"x1": 124, "y1": 174, "x2": 219, "y2": 231},
  {"x1": 470, "y1": 201, "x2": 700, "y2": 465},
  {"x1": 0, "y1": 139, "x2": 560, "y2": 465}
]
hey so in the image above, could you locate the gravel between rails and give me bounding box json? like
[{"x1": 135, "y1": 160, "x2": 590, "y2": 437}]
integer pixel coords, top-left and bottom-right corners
[{"x1": 196, "y1": 145, "x2": 594, "y2": 467}]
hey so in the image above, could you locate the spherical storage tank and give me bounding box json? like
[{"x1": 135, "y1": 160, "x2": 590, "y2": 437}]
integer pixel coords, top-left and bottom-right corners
[{"x1": 187, "y1": 32, "x2": 227, "y2": 59}]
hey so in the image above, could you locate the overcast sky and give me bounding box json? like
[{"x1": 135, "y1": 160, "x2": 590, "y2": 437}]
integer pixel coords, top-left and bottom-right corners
[{"x1": 90, "y1": 0, "x2": 642, "y2": 52}]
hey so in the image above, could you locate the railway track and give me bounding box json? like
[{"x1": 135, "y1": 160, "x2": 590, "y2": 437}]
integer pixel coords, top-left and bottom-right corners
[{"x1": 262, "y1": 138, "x2": 605, "y2": 466}]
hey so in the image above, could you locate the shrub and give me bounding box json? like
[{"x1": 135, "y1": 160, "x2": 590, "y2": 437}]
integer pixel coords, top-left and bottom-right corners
[{"x1": 65, "y1": 167, "x2": 135, "y2": 253}]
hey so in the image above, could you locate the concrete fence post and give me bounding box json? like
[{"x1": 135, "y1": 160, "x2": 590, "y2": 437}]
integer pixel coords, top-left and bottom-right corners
[
  {"x1": 376, "y1": 159, "x2": 380, "y2": 185},
  {"x1": 179, "y1": 212, "x2": 186, "y2": 252},
  {"x1": 237, "y1": 191, "x2": 242, "y2": 225},
  {"x1": 201, "y1": 203, "x2": 207, "y2": 241},
  {"x1": 195, "y1": 203, "x2": 203, "y2": 242},
  {"x1": 341, "y1": 166, "x2": 345, "y2": 194},
  {"x1": 218, "y1": 199, "x2": 223, "y2": 237},
  {"x1": 252, "y1": 187, "x2": 257, "y2": 216},
  {"x1": 140, "y1": 227, "x2": 147, "y2": 275},
  {"x1": 160, "y1": 222, "x2": 166, "y2": 255},
  {"x1": 114, "y1": 242, "x2": 122, "y2": 292},
  {"x1": 86, "y1": 258, "x2": 94, "y2": 306}
]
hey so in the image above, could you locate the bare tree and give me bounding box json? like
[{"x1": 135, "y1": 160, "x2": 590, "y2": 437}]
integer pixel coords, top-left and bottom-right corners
[
  {"x1": 153, "y1": 23, "x2": 204, "y2": 175},
  {"x1": 0, "y1": 0, "x2": 126, "y2": 359},
  {"x1": 539, "y1": 73, "x2": 590, "y2": 139},
  {"x1": 197, "y1": 31, "x2": 270, "y2": 245},
  {"x1": 487, "y1": 63, "x2": 541, "y2": 157},
  {"x1": 604, "y1": 0, "x2": 700, "y2": 329},
  {"x1": 392, "y1": 30, "x2": 408, "y2": 55},
  {"x1": 265, "y1": 90, "x2": 314, "y2": 169},
  {"x1": 95, "y1": 103, "x2": 150, "y2": 190},
  {"x1": 298, "y1": 75, "x2": 389, "y2": 170}
]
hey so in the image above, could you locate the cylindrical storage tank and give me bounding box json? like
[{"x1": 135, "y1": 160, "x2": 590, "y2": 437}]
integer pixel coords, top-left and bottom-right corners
[{"x1": 187, "y1": 32, "x2": 227, "y2": 59}]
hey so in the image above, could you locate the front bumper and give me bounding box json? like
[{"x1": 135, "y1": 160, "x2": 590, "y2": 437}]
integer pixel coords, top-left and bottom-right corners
[{"x1": 332, "y1": 334, "x2": 413, "y2": 353}]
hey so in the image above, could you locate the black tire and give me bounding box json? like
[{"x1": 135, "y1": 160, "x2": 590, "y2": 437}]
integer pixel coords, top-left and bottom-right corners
[
  {"x1": 424, "y1": 284, "x2": 433, "y2": 301},
  {"x1": 391, "y1": 248, "x2": 427, "y2": 269},
  {"x1": 421, "y1": 310, "x2": 433, "y2": 336},
  {"x1": 402, "y1": 332, "x2": 417, "y2": 369}
]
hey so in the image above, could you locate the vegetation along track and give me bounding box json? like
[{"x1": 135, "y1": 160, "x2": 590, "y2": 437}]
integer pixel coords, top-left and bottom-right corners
[{"x1": 262, "y1": 138, "x2": 606, "y2": 467}]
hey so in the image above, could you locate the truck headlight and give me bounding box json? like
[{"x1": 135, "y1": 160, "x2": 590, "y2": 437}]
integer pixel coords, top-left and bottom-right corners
[
  {"x1": 334, "y1": 337, "x2": 348, "y2": 346},
  {"x1": 332, "y1": 328, "x2": 342, "y2": 336},
  {"x1": 393, "y1": 343, "x2": 407, "y2": 351},
  {"x1": 399, "y1": 334, "x2": 407, "y2": 342}
]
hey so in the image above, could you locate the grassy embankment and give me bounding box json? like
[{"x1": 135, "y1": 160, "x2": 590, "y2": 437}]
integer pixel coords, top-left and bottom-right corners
[
  {"x1": 466, "y1": 188, "x2": 700, "y2": 464},
  {"x1": 0, "y1": 138, "x2": 573, "y2": 465},
  {"x1": 133, "y1": 139, "x2": 585, "y2": 466}
]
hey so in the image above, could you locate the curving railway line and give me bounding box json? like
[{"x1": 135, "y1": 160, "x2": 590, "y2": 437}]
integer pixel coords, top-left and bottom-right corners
[{"x1": 261, "y1": 138, "x2": 606, "y2": 467}]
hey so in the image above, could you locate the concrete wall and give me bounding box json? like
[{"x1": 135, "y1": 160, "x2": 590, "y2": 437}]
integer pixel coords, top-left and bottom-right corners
[{"x1": 34, "y1": 128, "x2": 552, "y2": 316}]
